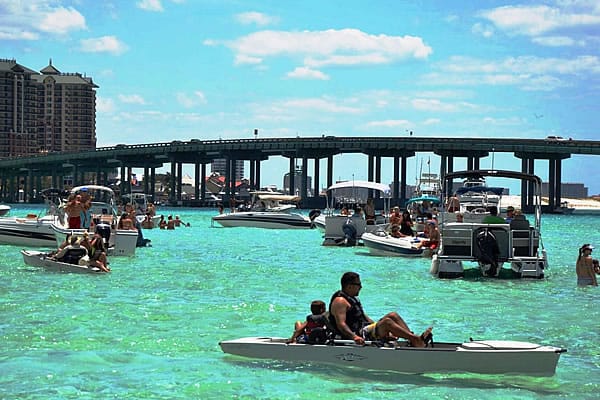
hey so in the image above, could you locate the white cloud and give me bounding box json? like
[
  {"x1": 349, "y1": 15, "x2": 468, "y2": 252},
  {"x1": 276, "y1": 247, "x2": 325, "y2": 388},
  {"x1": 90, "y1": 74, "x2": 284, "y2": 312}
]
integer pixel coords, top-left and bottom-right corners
[
  {"x1": 137, "y1": 0, "x2": 164, "y2": 12},
  {"x1": 532, "y1": 35, "x2": 584, "y2": 46},
  {"x1": 118, "y1": 94, "x2": 147, "y2": 105},
  {"x1": 235, "y1": 12, "x2": 278, "y2": 26},
  {"x1": 286, "y1": 67, "x2": 330, "y2": 80},
  {"x1": 281, "y1": 98, "x2": 362, "y2": 114},
  {"x1": 411, "y1": 98, "x2": 459, "y2": 112},
  {"x1": 480, "y1": 4, "x2": 600, "y2": 36},
  {"x1": 0, "y1": 2, "x2": 86, "y2": 39},
  {"x1": 39, "y1": 6, "x2": 86, "y2": 34},
  {"x1": 219, "y1": 29, "x2": 432, "y2": 72},
  {"x1": 423, "y1": 118, "x2": 441, "y2": 125},
  {"x1": 97, "y1": 97, "x2": 116, "y2": 113},
  {"x1": 80, "y1": 36, "x2": 128, "y2": 55},
  {"x1": 176, "y1": 91, "x2": 207, "y2": 108},
  {"x1": 365, "y1": 120, "x2": 411, "y2": 128},
  {"x1": 471, "y1": 22, "x2": 494, "y2": 38}
]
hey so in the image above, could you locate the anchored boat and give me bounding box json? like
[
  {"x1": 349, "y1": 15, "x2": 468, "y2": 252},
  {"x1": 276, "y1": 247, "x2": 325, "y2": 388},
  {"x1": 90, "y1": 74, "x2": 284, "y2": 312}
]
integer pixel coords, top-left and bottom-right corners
[{"x1": 219, "y1": 336, "x2": 565, "y2": 376}]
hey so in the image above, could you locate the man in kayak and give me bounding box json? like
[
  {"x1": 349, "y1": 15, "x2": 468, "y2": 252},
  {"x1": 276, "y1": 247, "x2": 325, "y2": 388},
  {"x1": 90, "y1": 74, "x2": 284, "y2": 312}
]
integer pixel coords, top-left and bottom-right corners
[{"x1": 329, "y1": 271, "x2": 432, "y2": 347}]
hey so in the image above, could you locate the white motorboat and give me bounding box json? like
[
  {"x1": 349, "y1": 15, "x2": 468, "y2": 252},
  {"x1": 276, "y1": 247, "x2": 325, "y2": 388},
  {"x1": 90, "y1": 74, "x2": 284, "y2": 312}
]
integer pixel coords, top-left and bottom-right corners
[
  {"x1": 52, "y1": 185, "x2": 139, "y2": 256},
  {"x1": 212, "y1": 211, "x2": 312, "y2": 229},
  {"x1": 122, "y1": 192, "x2": 161, "y2": 226},
  {"x1": 361, "y1": 231, "x2": 424, "y2": 257},
  {"x1": 219, "y1": 336, "x2": 565, "y2": 376},
  {"x1": 316, "y1": 180, "x2": 391, "y2": 246},
  {"x1": 212, "y1": 192, "x2": 313, "y2": 229},
  {"x1": 0, "y1": 204, "x2": 10, "y2": 216},
  {"x1": 21, "y1": 250, "x2": 105, "y2": 274},
  {"x1": 0, "y1": 189, "x2": 67, "y2": 247},
  {"x1": 432, "y1": 170, "x2": 548, "y2": 278}
]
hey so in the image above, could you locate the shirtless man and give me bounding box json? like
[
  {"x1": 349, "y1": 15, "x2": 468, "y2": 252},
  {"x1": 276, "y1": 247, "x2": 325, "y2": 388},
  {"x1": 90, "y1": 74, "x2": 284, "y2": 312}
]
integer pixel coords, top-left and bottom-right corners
[
  {"x1": 65, "y1": 194, "x2": 85, "y2": 228},
  {"x1": 329, "y1": 271, "x2": 432, "y2": 347}
]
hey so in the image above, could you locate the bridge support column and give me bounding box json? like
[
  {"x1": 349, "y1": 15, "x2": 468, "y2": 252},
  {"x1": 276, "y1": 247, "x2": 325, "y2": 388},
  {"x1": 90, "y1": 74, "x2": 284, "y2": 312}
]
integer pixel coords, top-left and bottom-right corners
[
  {"x1": 288, "y1": 157, "x2": 295, "y2": 195},
  {"x1": 301, "y1": 157, "x2": 308, "y2": 200},
  {"x1": 327, "y1": 155, "x2": 333, "y2": 189},
  {"x1": 194, "y1": 162, "x2": 200, "y2": 202},
  {"x1": 393, "y1": 156, "x2": 399, "y2": 203},
  {"x1": 313, "y1": 158, "x2": 320, "y2": 198}
]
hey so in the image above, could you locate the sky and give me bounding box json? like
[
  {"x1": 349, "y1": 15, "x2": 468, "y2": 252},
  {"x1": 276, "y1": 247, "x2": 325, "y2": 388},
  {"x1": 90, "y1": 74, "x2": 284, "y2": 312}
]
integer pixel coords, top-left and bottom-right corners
[{"x1": 1, "y1": 0, "x2": 600, "y2": 194}]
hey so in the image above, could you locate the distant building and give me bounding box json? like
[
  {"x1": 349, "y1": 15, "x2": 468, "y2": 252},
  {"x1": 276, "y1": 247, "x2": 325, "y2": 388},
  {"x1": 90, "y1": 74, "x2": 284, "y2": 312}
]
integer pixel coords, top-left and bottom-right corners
[
  {"x1": 211, "y1": 159, "x2": 244, "y2": 181},
  {"x1": 542, "y1": 182, "x2": 588, "y2": 198},
  {"x1": 0, "y1": 58, "x2": 97, "y2": 157},
  {"x1": 284, "y1": 169, "x2": 312, "y2": 196}
]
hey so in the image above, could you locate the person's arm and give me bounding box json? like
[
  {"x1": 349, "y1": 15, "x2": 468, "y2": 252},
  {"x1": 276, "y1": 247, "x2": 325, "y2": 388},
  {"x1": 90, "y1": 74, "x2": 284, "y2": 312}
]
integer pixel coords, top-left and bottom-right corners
[
  {"x1": 287, "y1": 321, "x2": 308, "y2": 343},
  {"x1": 331, "y1": 297, "x2": 364, "y2": 344}
]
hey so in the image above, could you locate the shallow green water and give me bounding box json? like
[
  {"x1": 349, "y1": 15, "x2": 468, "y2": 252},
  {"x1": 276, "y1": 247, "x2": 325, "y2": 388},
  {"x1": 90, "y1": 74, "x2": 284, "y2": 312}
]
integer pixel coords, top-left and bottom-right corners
[{"x1": 1, "y1": 205, "x2": 599, "y2": 399}]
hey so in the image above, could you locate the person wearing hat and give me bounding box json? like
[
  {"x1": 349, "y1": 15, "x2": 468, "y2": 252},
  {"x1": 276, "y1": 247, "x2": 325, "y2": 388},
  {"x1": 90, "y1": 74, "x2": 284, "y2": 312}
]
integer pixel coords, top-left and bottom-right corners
[
  {"x1": 576, "y1": 244, "x2": 597, "y2": 286},
  {"x1": 504, "y1": 206, "x2": 515, "y2": 223}
]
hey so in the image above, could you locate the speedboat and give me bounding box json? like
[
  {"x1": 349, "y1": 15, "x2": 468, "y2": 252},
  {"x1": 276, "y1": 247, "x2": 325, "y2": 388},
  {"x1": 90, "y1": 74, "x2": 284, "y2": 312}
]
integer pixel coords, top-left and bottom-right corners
[
  {"x1": 122, "y1": 193, "x2": 161, "y2": 226},
  {"x1": 212, "y1": 211, "x2": 312, "y2": 229},
  {"x1": 444, "y1": 177, "x2": 503, "y2": 223},
  {"x1": 0, "y1": 204, "x2": 10, "y2": 216},
  {"x1": 212, "y1": 192, "x2": 313, "y2": 229},
  {"x1": 432, "y1": 170, "x2": 548, "y2": 278},
  {"x1": 361, "y1": 231, "x2": 424, "y2": 257},
  {"x1": 51, "y1": 185, "x2": 139, "y2": 256},
  {"x1": 0, "y1": 189, "x2": 67, "y2": 247},
  {"x1": 219, "y1": 336, "x2": 565, "y2": 376},
  {"x1": 315, "y1": 180, "x2": 391, "y2": 246},
  {"x1": 21, "y1": 250, "x2": 105, "y2": 274}
]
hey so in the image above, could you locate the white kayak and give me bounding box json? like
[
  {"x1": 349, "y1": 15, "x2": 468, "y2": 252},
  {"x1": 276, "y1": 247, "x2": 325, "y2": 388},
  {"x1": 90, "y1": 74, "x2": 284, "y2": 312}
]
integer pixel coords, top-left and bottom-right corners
[
  {"x1": 21, "y1": 250, "x2": 106, "y2": 274},
  {"x1": 219, "y1": 336, "x2": 566, "y2": 376},
  {"x1": 361, "y1": 232, "x2": 424, "y2": 257}
]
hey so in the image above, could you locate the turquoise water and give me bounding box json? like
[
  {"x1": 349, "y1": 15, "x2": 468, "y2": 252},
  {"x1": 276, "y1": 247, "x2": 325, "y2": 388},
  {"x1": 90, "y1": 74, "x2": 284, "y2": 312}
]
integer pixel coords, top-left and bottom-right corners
[{"x1": 1, "y1": 205, "x2": 599, "y2": 399}]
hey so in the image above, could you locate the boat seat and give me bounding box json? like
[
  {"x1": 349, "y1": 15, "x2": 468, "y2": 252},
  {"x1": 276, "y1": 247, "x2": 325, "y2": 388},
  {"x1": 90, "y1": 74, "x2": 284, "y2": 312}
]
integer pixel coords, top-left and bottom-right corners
[
  {"x1": 511, "y1": 216, "x2": 532, "y2": 256},
  {"x1": 441, "y1": 225, "x2": 473, "y2": 257},
  {"x1": 59, "y1": 248, "x2": 88, "y2": 265}
]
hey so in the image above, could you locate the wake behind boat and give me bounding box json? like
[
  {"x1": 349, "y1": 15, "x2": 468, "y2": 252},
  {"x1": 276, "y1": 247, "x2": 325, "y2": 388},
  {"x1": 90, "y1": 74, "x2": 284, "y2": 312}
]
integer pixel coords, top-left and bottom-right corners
[{"x1": 219, "y1": 336, "x2": 565, "y2": 376}]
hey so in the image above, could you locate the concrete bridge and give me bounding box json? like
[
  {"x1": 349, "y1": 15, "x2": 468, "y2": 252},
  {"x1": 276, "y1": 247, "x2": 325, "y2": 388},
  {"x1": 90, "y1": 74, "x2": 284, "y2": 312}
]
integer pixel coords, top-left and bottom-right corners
[{"x1": 1, "y1": 136, "x2": 598, "y2": 209}]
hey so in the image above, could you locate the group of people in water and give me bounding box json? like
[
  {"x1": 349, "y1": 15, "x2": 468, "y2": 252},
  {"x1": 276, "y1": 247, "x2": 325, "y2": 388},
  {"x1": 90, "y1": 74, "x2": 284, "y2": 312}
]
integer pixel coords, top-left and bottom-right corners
[{"x1": 288, "y1": 272, "x2": 432, "y2": 347}]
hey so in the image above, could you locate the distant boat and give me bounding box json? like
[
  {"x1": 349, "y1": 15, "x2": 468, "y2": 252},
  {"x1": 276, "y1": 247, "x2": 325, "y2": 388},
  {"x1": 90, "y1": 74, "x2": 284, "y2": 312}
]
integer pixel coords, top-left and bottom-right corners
[{"x1": 0, "y1": 204, "x2": 10, "y2": 217}]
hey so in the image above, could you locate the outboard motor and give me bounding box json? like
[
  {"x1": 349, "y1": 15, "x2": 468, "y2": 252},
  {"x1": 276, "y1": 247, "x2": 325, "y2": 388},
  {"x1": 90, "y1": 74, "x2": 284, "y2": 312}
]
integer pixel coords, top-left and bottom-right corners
[
  {"x1": 342, "y1": 220, "x2": 358, "y2": 246},
  {"x1": 476, "y1": 228, "x2": 500, "y2": 276},
  {"x1": 135, "y1": 219, "x2": 151, "y2": 247},
  {"x1": 95, "y1": 223, "x2": 111, "y2": 247}
]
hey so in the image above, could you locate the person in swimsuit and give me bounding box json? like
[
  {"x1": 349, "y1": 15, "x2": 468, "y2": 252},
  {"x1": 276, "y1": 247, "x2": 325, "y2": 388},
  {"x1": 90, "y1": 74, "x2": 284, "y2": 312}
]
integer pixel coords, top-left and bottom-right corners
[
  {"x1": 576, "y1": 244, "x2": 597, "y2": 286},
  {"x1": 329, "y1": 271, "x2": 432, "y2": 347}
]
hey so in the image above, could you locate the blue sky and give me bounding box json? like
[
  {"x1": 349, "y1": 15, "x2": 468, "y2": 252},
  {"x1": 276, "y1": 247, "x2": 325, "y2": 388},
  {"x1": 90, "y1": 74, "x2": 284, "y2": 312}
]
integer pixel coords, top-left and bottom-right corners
[{"x1": 2, "y1": 0, "x2": 600, "y2": 194}]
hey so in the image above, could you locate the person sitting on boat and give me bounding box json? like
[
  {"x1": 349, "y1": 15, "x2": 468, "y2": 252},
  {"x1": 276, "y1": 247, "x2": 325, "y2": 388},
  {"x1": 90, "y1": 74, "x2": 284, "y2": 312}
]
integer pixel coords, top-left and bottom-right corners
[
  {"x1": 52, "y1": 236, "x2": 88, "y2": 264},
  {"x1": 446, "y1": 194, "x2": 460, "y2": 213},
  {"x1": 415, "y1": 221, "x2": 440, "y2": 250},
  {"x1": 340, "y1": 207, "x2": 349, "y2": 216},
  {"x1": 482, "y1": 206, "x2": 505, "y2": 224},
  {"x1": 364, "y1": 198, "x2": 376, "y2": 225},
  {"x1": 287, "y1": 300, "x2": 328, "y2": 344},
  {"x1": 118, "y1": 212, "x2": 137, "y2": 230},
  {"x1": 89, "y1": 233, "x2": 110, "y2": 272},
  {"x1": 576, "y1": 244, "x2": 597, "y2": 286},
  {"x1": 455, "y1": 212, "x2": 464, "y2": 222},
  {"x1": 329, "y1": 271, "x2": 432, "y2": 347},
  {"x1": 504, "y1": 206, "x2": 515, "y2": 223},
  {"x1": 389, "y1": 207, "x2": 401, "y2": 227}
]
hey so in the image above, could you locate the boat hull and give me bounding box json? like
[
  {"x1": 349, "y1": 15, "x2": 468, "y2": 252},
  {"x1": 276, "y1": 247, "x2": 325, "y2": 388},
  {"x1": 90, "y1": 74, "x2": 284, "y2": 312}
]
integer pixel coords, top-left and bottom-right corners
[
  {"x1": 212, "y1": 212, "x2": 312, "y2": 229},
  {"x1": 0, "y1": 216, "x2": 57, "y2": 247},
  {"x1": 21, "y1": 250, "x2": 103, "y2": 274},
  {"x1": 219, "y1": 337, "x2": 565, "y2": 376},
  {"x1": 51, "y1": 225, "x2": 139, "y2": 257},
  {"x1": 361, "y1": 232, "x2": 424, "y2": 257}
]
